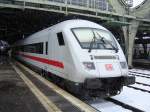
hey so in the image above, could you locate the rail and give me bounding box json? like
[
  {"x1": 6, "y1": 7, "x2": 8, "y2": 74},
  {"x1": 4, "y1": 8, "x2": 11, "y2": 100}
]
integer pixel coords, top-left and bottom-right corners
[{"x1": 0, "y1": 0, "x2": 113, "y2": 12}]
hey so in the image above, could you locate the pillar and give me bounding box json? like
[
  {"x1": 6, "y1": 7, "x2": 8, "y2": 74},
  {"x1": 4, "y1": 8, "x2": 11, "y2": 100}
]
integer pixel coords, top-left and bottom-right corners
[
  {"x1": 127, "y1": 20, "x2": 139, "y2": 67},
  {"x1": 122, "y1": 26, "x2": 128, "y2": 58}
]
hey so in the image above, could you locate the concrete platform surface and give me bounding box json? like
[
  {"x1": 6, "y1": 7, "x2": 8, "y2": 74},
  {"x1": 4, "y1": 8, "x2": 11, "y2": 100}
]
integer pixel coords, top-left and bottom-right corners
[{"x1": 0, "y1": 57, "x2": 47, "y2": 112}]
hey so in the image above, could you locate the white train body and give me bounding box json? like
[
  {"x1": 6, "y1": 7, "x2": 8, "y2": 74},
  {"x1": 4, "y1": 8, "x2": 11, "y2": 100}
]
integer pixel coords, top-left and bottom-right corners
[{"x1": 13, "y1": 20, "x2": 135, "y2": 97}]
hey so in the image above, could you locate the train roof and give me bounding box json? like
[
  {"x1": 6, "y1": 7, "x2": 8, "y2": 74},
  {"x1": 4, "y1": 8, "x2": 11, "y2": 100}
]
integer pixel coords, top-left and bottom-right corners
[
  {"x1": 51, "y1": 19, "x2": 107, "y2": 31},
  {"x1": 31, "y1": 19, "x2": 108, "y2": 34},
  {"x1": 31, "y1": 19, "x2": 108, "y2": 38},
  {"x1": 14, "y1": 19, "x2": 108, "y2": 45}
]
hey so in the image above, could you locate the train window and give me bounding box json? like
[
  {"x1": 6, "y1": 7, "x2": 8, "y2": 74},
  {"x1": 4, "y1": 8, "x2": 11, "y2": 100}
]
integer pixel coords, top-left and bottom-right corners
[
  {"x1": 72, "y1": 28, "x2": 118, "y2": 50},
  {"x1": 36, "y1": 43, "x2": 43, "y2": 54},
  {"x1": 22, "y1": 43, "x2": 43, "y2": 54},
  {"x1": 57, "y1": 32, "x2": 65, "y2": 46},
  {"x1": 46, "y1": 42, "x2": 48, "y2": 55}
]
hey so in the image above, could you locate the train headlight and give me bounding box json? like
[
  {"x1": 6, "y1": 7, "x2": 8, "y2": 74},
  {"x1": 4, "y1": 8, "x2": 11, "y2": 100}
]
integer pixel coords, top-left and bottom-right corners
[
  {"x1": 120, "y1": 62, "x2": 127, "y2": 69},
  {"x1": 1, "y1": 46, "x2": 4, "y2": 49},
  {"x1": 83, "y1": 62, "x2": 95, "y2": 70}
]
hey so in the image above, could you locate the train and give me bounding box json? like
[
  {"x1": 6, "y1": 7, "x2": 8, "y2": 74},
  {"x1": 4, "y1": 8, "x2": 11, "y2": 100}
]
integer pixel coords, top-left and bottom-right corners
[
  {"x1": 0, "y1": 40, "x2": 10, "y2": 55},
  {"x1": 12, "y1": 20, "x2": 135, "y2": 97}
]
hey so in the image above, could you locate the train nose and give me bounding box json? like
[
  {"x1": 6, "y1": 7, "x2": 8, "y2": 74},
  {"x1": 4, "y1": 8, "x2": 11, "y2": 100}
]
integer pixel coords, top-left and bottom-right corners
[{"x1": 96, "y1": 62, "x2": 122, "y2": 77}]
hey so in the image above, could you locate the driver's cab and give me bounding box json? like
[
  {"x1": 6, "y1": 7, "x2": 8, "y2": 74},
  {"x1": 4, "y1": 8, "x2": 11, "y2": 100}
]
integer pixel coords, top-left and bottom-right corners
[{"x1": 71, "y1": 28, "x2": 118, "y2": 53}]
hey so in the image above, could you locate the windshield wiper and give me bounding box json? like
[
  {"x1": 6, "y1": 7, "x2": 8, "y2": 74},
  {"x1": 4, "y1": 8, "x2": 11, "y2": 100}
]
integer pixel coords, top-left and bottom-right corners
[
  {"x1": 96, "y1": 32, "x2": 118, "y2": 53},
  {"x1": 88, "y1": 30, "x2": 96, "y2": 53}
]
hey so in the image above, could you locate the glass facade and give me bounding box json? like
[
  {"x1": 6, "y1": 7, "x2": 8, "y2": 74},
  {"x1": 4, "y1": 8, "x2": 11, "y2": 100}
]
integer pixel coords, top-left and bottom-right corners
[{"x1": 47, "y1": 0, "x2": 113, "y2": 11}]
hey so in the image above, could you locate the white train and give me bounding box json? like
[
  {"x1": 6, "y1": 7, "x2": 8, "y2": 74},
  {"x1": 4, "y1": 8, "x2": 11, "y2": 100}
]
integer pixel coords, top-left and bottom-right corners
[{"x1": 13, "y1": 20, "x2": 135, "y2": 97}]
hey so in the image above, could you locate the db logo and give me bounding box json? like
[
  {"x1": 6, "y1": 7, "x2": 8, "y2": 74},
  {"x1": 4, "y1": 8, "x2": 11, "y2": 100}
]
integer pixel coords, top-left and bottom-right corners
[{"x1": 105, "y1": 64, "x2": 113, "y2": 71}]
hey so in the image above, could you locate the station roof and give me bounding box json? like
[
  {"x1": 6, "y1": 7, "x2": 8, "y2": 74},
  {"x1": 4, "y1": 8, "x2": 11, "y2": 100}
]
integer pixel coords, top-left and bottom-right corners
[
  {"x1": 0, "y1": 8, "x2": 67, "y2": 44},
  {"x1": 0, "y1": 8, "x2": 125, "y2": 44}
]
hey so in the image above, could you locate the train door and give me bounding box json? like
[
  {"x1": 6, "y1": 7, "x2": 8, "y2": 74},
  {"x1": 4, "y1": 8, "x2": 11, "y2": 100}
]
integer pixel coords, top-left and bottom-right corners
[
  {"x1": 55, "y1": 32, "x2": 65, "y2": 70},
  {"x1": 43, "y1": 30, "x2": 54, "y2": 74},
  {"x1": 48, "y1": 31, "x2": 53, "y2": 60},
  {"x1": 47, "y1": 31, "x2": 65, "y2": 77}
]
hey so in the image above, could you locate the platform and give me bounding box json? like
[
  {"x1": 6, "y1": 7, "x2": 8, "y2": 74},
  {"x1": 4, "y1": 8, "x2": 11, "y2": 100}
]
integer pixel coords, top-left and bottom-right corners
[
  {"x1": 0, "y1": 56, "x2": 97, "y2": 112},
  {"x1": 0, "y1": 57, "x2": 47, "y2": 112}
]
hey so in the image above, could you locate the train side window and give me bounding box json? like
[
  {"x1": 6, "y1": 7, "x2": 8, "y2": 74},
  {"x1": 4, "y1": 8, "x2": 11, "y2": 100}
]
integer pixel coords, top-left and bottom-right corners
[
  {"x1": 23, "y1": 43, "x2": 43, "y2": 54},
  {"x1": 36, "y1": 43, "x2": 43, "y2": 54},
  {"x1": 46, "y1": 42, "x2": 48, "y2": 55},
  {"x1": 57, "y1": 32, "x2": 65, "y2": 46}
]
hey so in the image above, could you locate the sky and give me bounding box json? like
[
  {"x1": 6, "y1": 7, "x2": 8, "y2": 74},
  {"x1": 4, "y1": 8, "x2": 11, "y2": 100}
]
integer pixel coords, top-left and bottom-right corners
[{"x1": 133, "y1": 0, "x2": 145, "y2": 7}]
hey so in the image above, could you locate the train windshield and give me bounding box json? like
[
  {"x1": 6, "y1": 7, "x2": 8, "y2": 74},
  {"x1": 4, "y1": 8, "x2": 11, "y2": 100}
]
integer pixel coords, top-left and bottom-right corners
[{"x1": 72, "y1": 28, "x2": 118, "y2": 51}]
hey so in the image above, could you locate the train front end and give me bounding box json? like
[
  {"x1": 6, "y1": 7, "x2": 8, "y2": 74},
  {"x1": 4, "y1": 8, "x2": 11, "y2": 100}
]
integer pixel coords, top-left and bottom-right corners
[{"x1": 68, "y1": 22, "x2": 135, "y2": 97}]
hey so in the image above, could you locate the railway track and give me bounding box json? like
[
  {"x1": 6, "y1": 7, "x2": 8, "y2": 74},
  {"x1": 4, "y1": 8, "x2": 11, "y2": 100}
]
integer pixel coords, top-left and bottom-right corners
[
  {"x1": 128, "y1": 85, "x2": 150, "y2": 93},
  {"x1": 129, "y1": 71, "x2": 150, "y2": 79},
  {"x1": 106, "y1": 98, "x2": 144, "y2": 112},
  {"x1": 136, "y1": 81, "x2": 150, "y2": 87},
  {"x1": 84, "y1": 95, "x2": 144, "y2": 112},
  {"x1": 129, "y1": 70, "x2": 150, "y2": 93},
  {"x1": 83, "y1": 97, "x2": 144, "y2": 112},
  {"x1": 112, "y1": 86, "x2": 150, "y2": 112}
]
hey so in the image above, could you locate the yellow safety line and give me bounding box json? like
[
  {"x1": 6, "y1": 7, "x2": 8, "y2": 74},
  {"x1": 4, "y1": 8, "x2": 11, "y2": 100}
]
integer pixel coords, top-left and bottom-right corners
[
  {"x1": 16, "y1": 61, "x2": 98, "y2": 112},
  {"x1": 11, "y1": 63, "x2": 62, "y2": 112}
]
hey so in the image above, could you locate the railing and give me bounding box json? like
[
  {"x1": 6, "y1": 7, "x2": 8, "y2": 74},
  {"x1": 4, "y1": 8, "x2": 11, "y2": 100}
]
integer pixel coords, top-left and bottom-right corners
[
  {"x1": 49, "y1": 0, "x2": 113, "y2": 11},
  {"x1": 0, "y1": 0, "x2": 113, "y2": 12}
]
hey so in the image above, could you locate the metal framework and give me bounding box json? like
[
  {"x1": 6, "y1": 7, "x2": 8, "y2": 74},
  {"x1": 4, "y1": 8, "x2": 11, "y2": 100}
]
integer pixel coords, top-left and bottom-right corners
[
  {"x1": 0, "y1": 0, "x2": 149, "y2": 29},
  {"x1": 0, "y1": 0, "x2": 135, "y2": 24},
  {"x1": 0, "y1": 0, "x2": 149, "y2": 25}
]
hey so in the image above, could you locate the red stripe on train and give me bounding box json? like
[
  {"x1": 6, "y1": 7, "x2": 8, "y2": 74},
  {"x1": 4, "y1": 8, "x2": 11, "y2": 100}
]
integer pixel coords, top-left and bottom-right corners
[{"x1": 19, "y1": 53, "x2": 64, "y2": 69}]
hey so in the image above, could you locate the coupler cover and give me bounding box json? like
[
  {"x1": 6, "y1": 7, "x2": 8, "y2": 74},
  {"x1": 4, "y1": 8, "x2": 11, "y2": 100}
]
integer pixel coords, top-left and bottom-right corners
[{"x1": 123, "y1": 76, "x2": 135, "y2": 86}]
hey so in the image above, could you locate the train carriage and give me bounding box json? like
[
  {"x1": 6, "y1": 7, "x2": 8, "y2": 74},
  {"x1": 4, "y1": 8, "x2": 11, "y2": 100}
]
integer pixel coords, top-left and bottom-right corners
[{"x1": 13, "y1": 20, "x2": 135, "y2": 97}]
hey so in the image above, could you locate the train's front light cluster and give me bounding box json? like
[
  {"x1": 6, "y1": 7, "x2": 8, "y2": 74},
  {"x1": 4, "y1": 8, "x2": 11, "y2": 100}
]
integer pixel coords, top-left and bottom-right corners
[
  {"x1": 83, "y1": 62, "x2": 95, "y2": 70},
  {"x1": 1, "y1": 46, "x2": 4, "y2": 49},
  {"x1": 120, "y1": 62, "x2": 128, "y2": 69}
]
